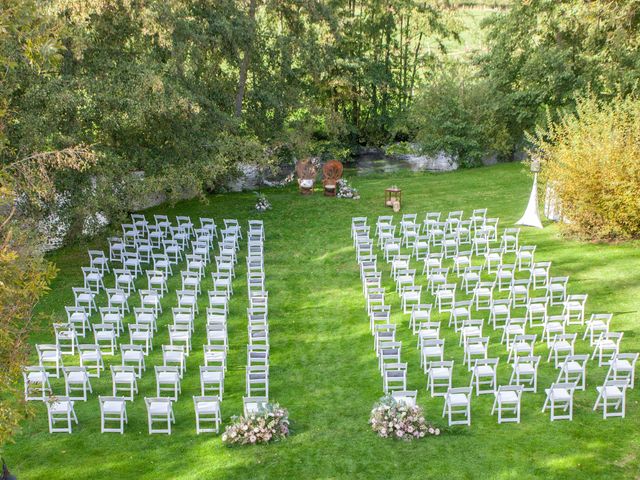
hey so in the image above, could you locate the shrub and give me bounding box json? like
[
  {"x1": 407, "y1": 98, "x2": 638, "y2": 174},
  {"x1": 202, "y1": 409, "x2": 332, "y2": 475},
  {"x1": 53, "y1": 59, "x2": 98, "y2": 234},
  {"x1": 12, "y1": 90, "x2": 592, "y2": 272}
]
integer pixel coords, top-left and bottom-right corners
[
  {"x1": 531, "y1": 94, "x2": 640, "y2": 241},
  {"x1": 409, "y1": 63, "x2": 513, "y2": 167},
  {"x1": 222, "y1": 403, "x2": 289, "y2": 446},
  {"x1": 369, "y1": 395, "x2": 440, "y2": 441}
]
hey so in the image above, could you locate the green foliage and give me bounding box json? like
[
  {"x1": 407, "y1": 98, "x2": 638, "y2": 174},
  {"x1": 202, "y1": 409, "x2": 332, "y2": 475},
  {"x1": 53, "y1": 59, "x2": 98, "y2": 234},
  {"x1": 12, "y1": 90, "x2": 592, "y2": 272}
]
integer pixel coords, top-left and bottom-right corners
[
  {"x1": 409, "y1": 63, "x2": 511, "y2": 167},
  {"x1": 477, "y1": 0, "x2": 640, "y2": 153},
  {"x1": 532, "y1": 94, "x2": 640, "y2": 240}
]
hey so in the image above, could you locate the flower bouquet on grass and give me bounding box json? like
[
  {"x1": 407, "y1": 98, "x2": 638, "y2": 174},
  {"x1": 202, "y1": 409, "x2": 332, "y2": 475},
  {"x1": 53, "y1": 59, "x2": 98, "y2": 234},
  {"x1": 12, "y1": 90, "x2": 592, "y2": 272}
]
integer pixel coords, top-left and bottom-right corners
[
  {"x1": 336, "y1": 179, "x2": 360, "y2": 199},
  {"x1": 369, "y1": 395, "x2": 441, "y2": 441},
  {"x1": 222, "y1": 403, "x2": 289, "y2": 446},
  {"x1": 254, "y1": 193, "x2": 272, "y2": 212}
]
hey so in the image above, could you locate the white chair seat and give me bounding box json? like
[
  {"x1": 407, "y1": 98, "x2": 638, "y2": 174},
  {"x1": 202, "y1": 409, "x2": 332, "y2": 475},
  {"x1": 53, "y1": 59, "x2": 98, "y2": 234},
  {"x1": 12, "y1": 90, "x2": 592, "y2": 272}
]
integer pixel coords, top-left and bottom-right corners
[
  {"x1": 95, "y1": 332, "x2": 115, "y2": 341},
  {"x1": 27, "y1": 372, "x2": 47, "y2": 383},
  {"x1": 114, "y1": 372, "x2": 135, "y2": 383},
  {"x1": 123, "y1": 351, "x2": 143, "y2": 361},
  {"x1": 474, "y1": 365, "x2": 494, "y2": 376},
  {"x1": 149, "y1": 402, "x2": 171, "y2": 415},
  {"x1": 553, "y1": 341, "x2": 572, "y2": 350},
  {"x1": 41, "y1": 351, "x2": 60, "y2": 360},
  {"x1": 422, "y1": 347, "x2": 442, "y2": 356},
  {"x1": 493, "y1": 305, "x2": 509, "y2": 314},
  {"x1": 431, "y1": 368, "x2": 450, "y2": 379},
  {"x1": 515, "y1": 364, "x2": 535, "y2": 375},
  {"x1": 195, "y1": 401, "x2": 220, "y2": 414},
  {"x1": 201, "y1": 371, "x2": 224, "y2": 382},
  {"x1": 467, "y1": 345, "x2": 486, "y2": 355},
  {"x1": 611, "y1": 359, "x2": 632, "y2": 370},
  {"x1": 49, "y1": 400, "x2": 74, "y2": 413},
  {"x1": 563, "y1": 361, "x2": 582, "y2": 374},
  {"x1": 448, "y1": 394, "x2": 469, "y2": 407},
  {"x1": 67, "y1": 372, "x2": 88, "y2": 383},
  {"x1": 599, "y1": 386, "x2": 624, "y2": 398},
  {"x1": 496, "y1": 391, "x2": 518, "y2": 404},
  {"x1": 103, "y1": 400, "x2": 125, "y2": 414},
  {"x1": 158, "y1": 372, "x2": 179, "y2": 383},
  {"x1": 548, "y1": 388, "x2": 571, "y2": 402}
]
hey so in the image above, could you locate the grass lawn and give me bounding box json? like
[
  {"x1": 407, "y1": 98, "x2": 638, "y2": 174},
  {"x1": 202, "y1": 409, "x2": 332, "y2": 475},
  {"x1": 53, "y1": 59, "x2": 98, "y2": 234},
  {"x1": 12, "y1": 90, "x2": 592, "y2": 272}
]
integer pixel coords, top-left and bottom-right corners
[{"x1": 2, "y1": 162, "x2": 640, "y2": 479}]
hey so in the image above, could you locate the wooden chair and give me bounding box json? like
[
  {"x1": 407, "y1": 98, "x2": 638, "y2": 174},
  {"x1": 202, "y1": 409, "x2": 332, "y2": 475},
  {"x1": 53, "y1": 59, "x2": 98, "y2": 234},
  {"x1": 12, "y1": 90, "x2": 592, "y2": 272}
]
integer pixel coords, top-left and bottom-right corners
[
  {"x1": 322, "y1": 160, "x2": 343, "y2": 196},
  {"x1": 296, "y1": 159, "x2": 317, "y2": 195}
]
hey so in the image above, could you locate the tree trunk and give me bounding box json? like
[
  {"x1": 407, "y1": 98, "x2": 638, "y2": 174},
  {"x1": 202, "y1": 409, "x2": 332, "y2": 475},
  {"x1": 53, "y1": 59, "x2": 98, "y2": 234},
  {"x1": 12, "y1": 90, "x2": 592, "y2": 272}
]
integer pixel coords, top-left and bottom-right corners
[{"x1": 234, "y1": 0, "x2": 258, "y2": 117}]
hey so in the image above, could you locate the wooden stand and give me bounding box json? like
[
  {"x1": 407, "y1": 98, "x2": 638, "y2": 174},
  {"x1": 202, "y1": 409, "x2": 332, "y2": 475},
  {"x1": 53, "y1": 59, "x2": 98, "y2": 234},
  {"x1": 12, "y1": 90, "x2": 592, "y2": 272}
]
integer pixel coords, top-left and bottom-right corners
[{"x1": 384, "y1": 187, "x2": 402, "y2": 209}]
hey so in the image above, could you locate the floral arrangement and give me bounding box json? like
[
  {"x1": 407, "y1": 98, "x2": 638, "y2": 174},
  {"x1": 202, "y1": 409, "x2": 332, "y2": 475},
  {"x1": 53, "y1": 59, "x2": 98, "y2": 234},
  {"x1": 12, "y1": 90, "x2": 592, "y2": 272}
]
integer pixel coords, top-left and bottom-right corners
[
  {"x1": 369, "y1": 395, "x2": 440, "y2": 441},
  {"x1": 254, "y1": 193, "x2": 272, "y2": 212},
  {"x1": 222, "y1": 403, "x2": 290, "y2": 446},
  {"x1": 336, "y1": 178, "x2": 360, "y2": 200}
]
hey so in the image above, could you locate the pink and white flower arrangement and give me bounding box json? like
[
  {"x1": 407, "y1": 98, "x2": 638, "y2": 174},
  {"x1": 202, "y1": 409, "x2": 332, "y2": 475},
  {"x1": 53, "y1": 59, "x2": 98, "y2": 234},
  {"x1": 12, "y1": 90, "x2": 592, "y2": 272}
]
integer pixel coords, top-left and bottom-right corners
[
  {"x1": 369, "y1": 395, "x2": 440, "y2": 441},
  {"x1": 222, "y1": 403, "x2": 289, "y2": 446}
]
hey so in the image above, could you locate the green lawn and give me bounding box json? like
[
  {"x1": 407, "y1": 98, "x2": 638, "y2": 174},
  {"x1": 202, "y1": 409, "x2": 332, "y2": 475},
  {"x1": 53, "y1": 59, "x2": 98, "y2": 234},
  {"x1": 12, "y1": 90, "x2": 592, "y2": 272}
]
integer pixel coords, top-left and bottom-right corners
[{"x1": 3, "y1": 162, "x2": 640, "y2": 479}]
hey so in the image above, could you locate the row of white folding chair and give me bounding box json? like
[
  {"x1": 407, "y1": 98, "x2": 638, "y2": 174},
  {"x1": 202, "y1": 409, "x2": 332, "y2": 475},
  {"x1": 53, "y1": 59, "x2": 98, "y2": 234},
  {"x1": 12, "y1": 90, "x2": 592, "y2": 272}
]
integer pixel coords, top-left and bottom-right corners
[{"x1": 43, "y1": 394, "x2": 221, "y2": 434}]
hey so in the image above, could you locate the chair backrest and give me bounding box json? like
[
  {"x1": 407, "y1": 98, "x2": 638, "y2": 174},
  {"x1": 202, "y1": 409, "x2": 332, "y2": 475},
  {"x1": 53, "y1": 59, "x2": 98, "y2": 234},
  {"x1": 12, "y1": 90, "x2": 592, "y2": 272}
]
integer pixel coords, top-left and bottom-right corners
[
  {"x1": 295, "y1": 159, "x2": 317, "y2": 180},
  {"x1": 322, "y1": 160, "x2": 343, "y2": 183}
]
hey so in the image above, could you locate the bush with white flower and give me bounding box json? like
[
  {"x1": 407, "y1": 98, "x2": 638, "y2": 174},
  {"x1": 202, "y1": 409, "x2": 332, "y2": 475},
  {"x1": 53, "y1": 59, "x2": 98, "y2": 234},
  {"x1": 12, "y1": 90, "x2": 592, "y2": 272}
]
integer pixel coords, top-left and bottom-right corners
[
  {"x1": 336, "y1": 178, "x2": 360, "y2": 199},
  {"x1": 222, "y1": 403, "x2": 289, "y2": 446},
  {"x1": 254, "y1": 193, "x2": 272, "y2": 212},
  {"x1": 369, "y1": 395, "x2": 440, "y2": 441}
]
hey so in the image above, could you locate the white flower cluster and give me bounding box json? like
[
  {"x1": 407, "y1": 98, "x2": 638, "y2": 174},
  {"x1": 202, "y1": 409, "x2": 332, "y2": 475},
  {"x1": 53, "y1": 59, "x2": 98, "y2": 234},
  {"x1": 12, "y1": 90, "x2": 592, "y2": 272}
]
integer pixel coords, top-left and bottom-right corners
[
  {"x1": 255, "y1": 193, "x2": 272, "y2": 212},
  {"x1": 336, "y1": 178, "x2": 360, "y2": 200}
]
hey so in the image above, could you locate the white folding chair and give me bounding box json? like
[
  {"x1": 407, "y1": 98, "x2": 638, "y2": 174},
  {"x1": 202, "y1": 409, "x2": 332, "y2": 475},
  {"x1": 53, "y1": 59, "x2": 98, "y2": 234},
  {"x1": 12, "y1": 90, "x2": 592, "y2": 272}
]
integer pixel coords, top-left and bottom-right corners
[
  {"x1": 606, "y1": 353, "x2": 638, "y2": 388},
  {"x1": 63, "y1": 366, "x2": 93, "y2": 401},
  {"x1": 36, "y1": 344, "x2": 63, "y2": 378},
  {"x1": 426, "y1": 361, "x2": 453, "y2": 397},
  {"x1": 556, "y1": 354, "x2": 589, "y2": 390},
  {"x1": 82, "y1": 266, "x2": 105, "y2": 293},
  {"x1": 121, "y1": 344, "x2": 146, "y2": 378},
  {"x1": 111, "y1": 365, "x2": 138, "y2": 401},
  {"x1": 200, "y1": 366, "x2": 225, "y2": 398},
  {"x1": 443, "y1": 387, "x2": 471, "y2": 426},
  {"x1": 194, "y1": 396, "x2": 221, "y2": 434},
  {"x1": 155, "y1": 366, "x2": 181, "y2": 400},
  {"x1": 93, "y1": 323, "x2": 117, "y2": 355},
  {"x1": 246, "y1": 365, "x2": 269, "y2": 397},
  {"x1": 491, "y1": 385, "x2": 523, "y2": 424},
  {"x1": 99, "y1": 396, "x2": 128, "y2": 434},
  {"x1": 469, "y1": 358, "x2": 498, "y2": 395},
  {"x1": 145, "y1": 397, "x2": 175, "y2": 434},
  {"x1": 583, "y1": 313, "x2": 612, "y2": 346},
  {"x1": 53, "y1": 323, "x2": 78, "y2": 356},
  {"x1": 163, "y1": 345, "x2": 187, "y2": 377},
  {"x1": 420, "y1": 338, "x2": 444, "y2": 372},
  {"x1": 382, "y1": 363, "x2": 407, "y2": 394},
  {"x1": 563, "y1": 294, "x2": 588, "y2": 325},
  {"x1": 593, "y1": 380, "x2": 629, "y2": 419},
  {"x1": 46, "y1": 396, "x2": 78, "y2": 433},
  {"x1": 592, "y1": 332, "x2": 623, "y2": 366},
  {"x1": 23, "y1": 366, "x2": 52, "y2": 401},
  {"x1": 509, "y1": 355, "x2": 540, "y2": 393},
  {"x1": 89, "y1": 249, "x2": 110, "y2": 274},
  {"x1": 548, "y1": 333, "x2": 576, "y2": 367},
  {"x1": 73, "y1": 287, "x2": 97, "y2": 315},
  {"x1": 204, "y1": 345, "x2": 227, "y2": 370},
  {"x1": 243, "y1": 396, "x2": 269, "y2": 416},
  {"x1": 542, "y1": 382, "x2": 576, "y2": 421}
]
